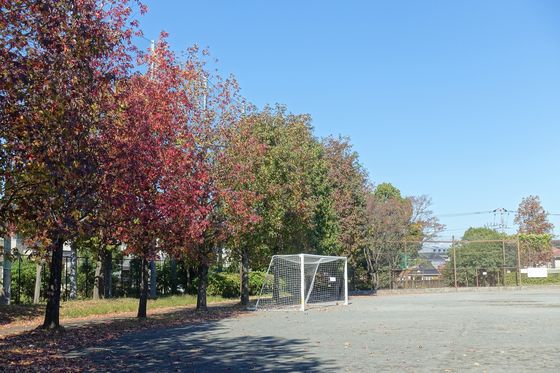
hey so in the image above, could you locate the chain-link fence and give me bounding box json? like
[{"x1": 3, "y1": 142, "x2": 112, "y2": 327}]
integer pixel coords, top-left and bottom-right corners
[
  {"x1": 4, "y1": 238, "x2": 559, "y2": 302},
  {"x1": 1, "y1": 252, "x2": 192, "y2": 304},
  {"x1": 354, "y1": 238, "x2": 560, "y2": 291}
]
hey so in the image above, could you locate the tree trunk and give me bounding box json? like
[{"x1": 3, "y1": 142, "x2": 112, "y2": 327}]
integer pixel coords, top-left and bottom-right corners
[
  {"x1": 33, "y1": 261, "x2": 42, "y2": 304},
  {"x1": 240, "y1": 247, "x2": 250, "y2": 306},
  {"x1": 371, "y1": 271, "x2": 378, "y2": 293},
  {"x1": 92, "y1": 254, "x2": 103, "y2": 300},
  {"x1": 170, "y1": 258, "x2": 177, "y2": 294},
  {"x1": 69, "y1": 244, "x2": 77, "y2": 300},
  {"x1": 137, "y1": 257, "x2": 149, "y2": 318},
  {"x1": 103, "y1": 250, "x2": 112, "y2": 298},
  {"x1": 149, "y1": 260, "x2": 157, "y2": 299},
  {"x1": 42, "y1": 237, "x2": 64, "y2": 329},
  {"x1": 1, "y1": 236, "x2": 12, "y2": 305},
  {"x1": 196, "y1": 262, "x2": 209, "y2": 312}
]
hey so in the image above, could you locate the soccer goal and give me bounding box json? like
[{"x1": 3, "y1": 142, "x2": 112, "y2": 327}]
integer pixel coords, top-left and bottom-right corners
[{"x1": 254, "y1": 254, "x2": 348, "y2": 311}]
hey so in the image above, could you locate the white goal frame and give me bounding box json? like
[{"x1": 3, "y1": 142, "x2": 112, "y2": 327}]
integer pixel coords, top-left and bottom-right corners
[{"x1": 254, "y1": 253, "x2": 348, "y2": 311}]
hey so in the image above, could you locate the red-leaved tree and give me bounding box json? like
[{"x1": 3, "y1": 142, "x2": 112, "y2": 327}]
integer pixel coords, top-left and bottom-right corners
[
  {"x1": 102, "y1": 37, "x2": 210, "y2": 318},
  {"x1": 0, "y1": 0, "x2": 142, "y2": 328}
]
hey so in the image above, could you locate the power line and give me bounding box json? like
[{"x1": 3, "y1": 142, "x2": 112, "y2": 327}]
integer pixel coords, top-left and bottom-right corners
[{"x1": 436, "y1": 211, "x2": 493, "y2": 218}]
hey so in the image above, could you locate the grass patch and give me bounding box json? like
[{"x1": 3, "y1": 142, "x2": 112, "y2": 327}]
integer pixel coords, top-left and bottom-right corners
[
  {"x1": 59, "y1": 294, "x2": 231, "y2": 319},
  {"x1": 504, "y1": 272, "x2": 560, "y2": 286},
  {"x1": 0, "y1": 295, "x2": 233, "y2": 325}
]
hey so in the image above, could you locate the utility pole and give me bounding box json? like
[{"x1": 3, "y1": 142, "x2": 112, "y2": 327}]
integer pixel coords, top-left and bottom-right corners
[
  {"x1": 491, "y1": 208, "x2": 513, "y2": 233},
  {"x1": 516, "y1": 236, "x2": 521, "y2": 286},
  {"x1": 502, "y1": 239, "x2": 506, "y2": 286},
  {"x1": 452, "y1": 235, "x2": 457, "y2": 289}
]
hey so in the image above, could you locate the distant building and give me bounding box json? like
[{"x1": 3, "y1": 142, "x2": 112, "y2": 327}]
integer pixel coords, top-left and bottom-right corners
[
  {"x1": 403, "y1": 262, "x2": 441, "y2": 281},
  {"x1": 552, "y1": 247, "x2": 560, "y2": 269},
  {"x1": 419, "y1": 252, "x2": 448, "y2": 269}
]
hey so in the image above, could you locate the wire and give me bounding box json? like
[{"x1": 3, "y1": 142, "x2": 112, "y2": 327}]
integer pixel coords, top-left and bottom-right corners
[{"x1": 435, "y1": 211, "x2": 494, "y2": 217}]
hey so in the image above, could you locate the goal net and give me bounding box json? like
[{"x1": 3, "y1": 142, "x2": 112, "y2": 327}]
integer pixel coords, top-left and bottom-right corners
[{"x1": 254, "y1": 254, "x2": 348, "y2": 311}]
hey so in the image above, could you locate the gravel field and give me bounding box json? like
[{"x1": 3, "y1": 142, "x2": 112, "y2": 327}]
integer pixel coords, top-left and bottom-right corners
[{"x1": 78, "y1": 287, "x2": 560, "y2": 372}]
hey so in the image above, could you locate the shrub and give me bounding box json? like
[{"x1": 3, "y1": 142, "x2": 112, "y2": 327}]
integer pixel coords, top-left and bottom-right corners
[
  {"x1": 505, "y1": 272, "x2": 560, "y2": 285},
  {"x1": 204, "y1": 270, "x2": 268, "y2": 298},
  {"x1": 9, "y1": 256, "x2": 37, "y2": 303},
  {"x1": 248, "y1": 271, "x2": 267, "y2": 295}
]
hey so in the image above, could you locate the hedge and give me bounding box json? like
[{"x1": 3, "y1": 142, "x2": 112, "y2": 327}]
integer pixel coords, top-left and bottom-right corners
[{"x1": 206, "y1": 270, "x2": 268, "y2": 298}]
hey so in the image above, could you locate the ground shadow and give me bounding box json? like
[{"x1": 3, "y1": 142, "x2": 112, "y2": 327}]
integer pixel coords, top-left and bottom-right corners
[
  {"x1": 77, "y1": 318, "x2": 336, "y2": 372},
  {"x1": 0, "y1": 305, "x2": 247, "y2": 372},
  {"x1": 0, "y1": 304, "x2": 44, "y2": 325}
]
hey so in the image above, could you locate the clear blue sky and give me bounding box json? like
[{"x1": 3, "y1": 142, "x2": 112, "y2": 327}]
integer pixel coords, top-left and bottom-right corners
[{"x1": 138, "y1": 0, "x2": 560, "y2": 239}]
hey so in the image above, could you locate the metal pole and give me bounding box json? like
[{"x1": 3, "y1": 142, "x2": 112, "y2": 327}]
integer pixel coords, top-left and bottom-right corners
[
  {"x1": 17, "y1": 252, "x2": 21, "y2": 304},
  {"x1": 403, "y1": 240, "x2": 408, "y2": 288},
  {"x1": 476, "y1": 268, "x2": 479, "y2": 287},
  {"x1": 502, "y1": 240, "x2": 506, "y2": 286},
  {"x1": 300, "y1": 254, "x2": 305, "y2": 311},
  {"x1": 2, "y1": 236, "x2": 12, "y2": 305},
  {"x1": 516, "y1": 236, "x2": 521, "y2": 286},
  {"x1": 121, "y1": 257, "x2": 124, "y2": 297},
  {"x1": 85, "y1": 256, "x2": 89, "y2": 298},
  {"x1": 344, "y1": 258, "x2": 348, "y2": 306},
  {"x1": 64, "y1": 256, "x2": 68, "y2": 301},
  {"x1": 452, "y1": 236, "x2": 457, "y2": 289}
]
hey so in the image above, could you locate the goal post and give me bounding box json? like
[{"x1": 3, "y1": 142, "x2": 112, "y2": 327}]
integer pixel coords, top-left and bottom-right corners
[{"x1": 255, "y1": 253, "x2": 348, "y2": 311}]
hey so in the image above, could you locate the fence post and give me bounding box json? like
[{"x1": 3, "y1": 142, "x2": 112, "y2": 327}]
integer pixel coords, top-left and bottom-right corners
[
  {"x1": 475, "y1": 268, "x2": 479, "y2": 287},
  {"x1": 17, "y1": 252, "x2": 21, "y2": 304},
  {"x1": 404, "y1": 240, "x2": 408, "y2": 289},
  {"x1": 1, "y1": 236, "x2": 12, "y2": 305},
  {"x1": 69, "y1": 245, "x2": 77, "y2": 299},
  {"x1": 344, "y1": 257, "x2": 348, "y2": 306},
  {"x1": 34, "y1": 260, "x2": 42, "y2": 304},
  {"x1": 64, "y1": 256, "x2": 68, "y2": 301},
  {"x1": 502, "y1": 240, "x2": 506, "y2": 286},
  {"x1": 516, "y1": 236, "x2": 521, "y2": 286},
  {"x1": 84, "y1": 256, "x2": 89, "y2": 298},
  {"x1": 299, "y1": 254, "x2": 305, "y2": 311},
  {"x1": 121, "y1": 257, "x2": 124, "y2": 297},
  {"x1": 452, "y1": 236, "x2": 457, "y2": 289}
]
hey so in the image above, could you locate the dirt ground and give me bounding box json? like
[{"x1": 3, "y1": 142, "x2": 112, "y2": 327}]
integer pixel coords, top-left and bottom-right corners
[{"x1": 73, "y1": 287, "x2": 560, "y2": 372}]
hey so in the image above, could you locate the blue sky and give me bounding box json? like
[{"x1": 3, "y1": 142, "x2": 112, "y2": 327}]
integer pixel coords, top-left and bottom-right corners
[{"x1": 138, "y1": 0, "x2": 560, "y2": 239}]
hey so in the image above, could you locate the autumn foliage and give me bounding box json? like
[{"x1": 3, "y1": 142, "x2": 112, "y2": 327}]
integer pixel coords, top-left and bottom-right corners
[
  {"x1": 0, "y1": 0, "x2": 142, "y2": 328},
  {"x1": 1, "y1": 0, "x2": 446, "y2": 334}
]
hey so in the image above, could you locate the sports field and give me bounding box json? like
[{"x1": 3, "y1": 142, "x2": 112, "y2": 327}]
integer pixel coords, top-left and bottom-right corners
[{"x1": 75, "y1": 287, "x2": 560, "y2": 372}]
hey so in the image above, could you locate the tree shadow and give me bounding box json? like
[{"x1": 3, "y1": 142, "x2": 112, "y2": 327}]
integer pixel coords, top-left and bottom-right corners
[
  {"x1": 0, "y1": 305, "x2": 246, "y2": 371},
  {"x1": 77, "y1": 317, "x2": 337, "y2": 372},
  {"x1": 0, "y1": 304, "x2": 44, "y2": 326}
]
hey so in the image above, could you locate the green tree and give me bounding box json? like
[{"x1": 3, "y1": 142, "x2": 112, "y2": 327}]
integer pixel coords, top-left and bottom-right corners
[
  {"x1": 444, "y1": 227, "x2": 508, "y2": 287},
  {"x1": 321, "y1": 137, "x2": 370, "y2": 287},
  {"x1": 373, "y1": 182, "x2": 402, "y2": 202},
  {"x1": 321, "y1": 136, "x2": 369, "y2": 258},
  {"x1": 230, "y1": 106, "x2": 338, "y2": 304},
  {"x1": 364, "y1": 183, "x2": 412, "y2": 290}
]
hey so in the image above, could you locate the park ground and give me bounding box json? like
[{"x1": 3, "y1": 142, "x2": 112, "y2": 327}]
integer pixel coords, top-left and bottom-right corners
[{"x1": 2, "y1": 287, "x2": 560, "y2": 372}]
